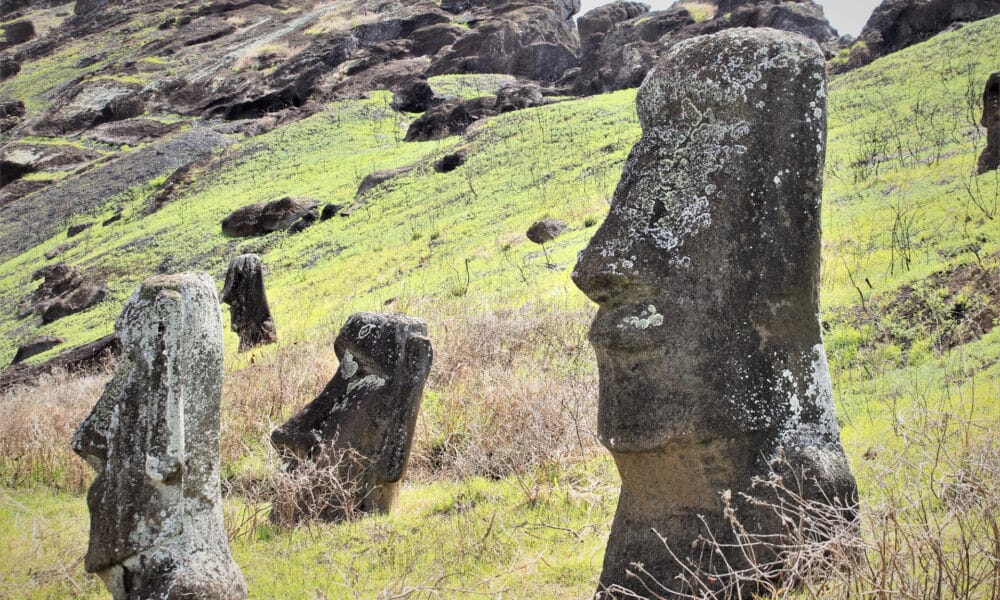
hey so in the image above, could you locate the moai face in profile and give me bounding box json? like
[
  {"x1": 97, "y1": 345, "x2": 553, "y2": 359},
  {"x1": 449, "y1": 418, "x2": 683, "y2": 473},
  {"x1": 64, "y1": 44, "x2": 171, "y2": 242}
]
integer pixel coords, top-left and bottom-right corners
[
  {"x1": 270, "y1": 313, "x2": 432, "y2": 523},
  {"x1": 221, "y1": 254, "x2": 278, "y2": 352},
  {"x1": 72, "y1": 273, "x2": 247, "y2": 600},
  {"x1": 571, "y1": 28, "x2": 858, "y2": 596}
]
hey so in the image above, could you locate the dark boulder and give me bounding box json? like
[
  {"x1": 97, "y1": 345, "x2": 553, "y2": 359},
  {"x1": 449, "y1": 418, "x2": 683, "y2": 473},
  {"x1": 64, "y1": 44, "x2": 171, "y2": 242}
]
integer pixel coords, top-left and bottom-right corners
[
  {"x1": 10, "y1": 336, "x2": 64, "y2": 365},
  {"x1": 288, "y1": 207, "x2": 319, "y2": 234},
  {"x1": 221, "y1": 197, "x2": 319, "y2": 237},
  {"x1": 391, "y1": 76, "x2": 439, "y2": 113},
  {"x1": 270, "y1": 313, "x2": 432, "y2": 524},
  {"x1": 0, "y1": 334, "x2": 120, "y2": 392},
  {"x1": 320, "y1": 203, "x2": 343, "y2": 221},
  {"x1": 356, "y1": 164, "x2": 418, "y2": 198},
  {"x1": 2, "y1": 20, "x2": 34, "y2": 47},
  {"x1": 526, "y1": 218, "x2": 567, "y2": 244},
  {"x1": 850, "y1": 0, "x2": 1000, "y2": 70},
  {"x1": 18, "y1": 264, "x2": 107, "y2": 324},
  {"x1": 0, "y1": 98, "x2": 24, "y2": 117},
  {"x1": 405, "y1": 83, "x2": 550, "y2": 142},
  {"x1": 0, "y1": 58, "x2": 20, "y2": 80},
  {"x1": 67, "y1": 222, "x2": 95, "y2": 237},
  {"x1": 434, "y1": 150, "x2": 467, "y2": 173},
  {"x1": 979, "y1": 71, "x2": 1000, "y2": 174}
]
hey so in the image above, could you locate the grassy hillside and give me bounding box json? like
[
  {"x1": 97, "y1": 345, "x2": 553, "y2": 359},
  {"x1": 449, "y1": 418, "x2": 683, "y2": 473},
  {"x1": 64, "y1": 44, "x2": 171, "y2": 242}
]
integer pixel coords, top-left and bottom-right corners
[{"x1": 1, "y1": 12, "x2": 999, "y2": 600}]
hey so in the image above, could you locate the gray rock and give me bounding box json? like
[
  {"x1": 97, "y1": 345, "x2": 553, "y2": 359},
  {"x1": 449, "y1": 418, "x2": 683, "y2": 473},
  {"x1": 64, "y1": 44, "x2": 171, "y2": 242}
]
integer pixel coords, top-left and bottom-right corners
[
  {"x1": 71, "y1": 273, "x2": 247, "y2": 600},
  {"x1": 33, "y1": 81, "x2": 145, "y2": 135},
  {"x1": 221, "y1": 197, "x2": 319, "y2": 237},
  {"x1": 10, "y1": 336, "x2": 64, "y2": 365},
  {"x1": 222, "y1": 254, "x2": 278, "y2": 352},
  {"x1": 0, "y1": 142, "x2": 99, "y2": 187},
  {"x1": 571, "y1": 29, "x2": 857, "y2": 596},
  {"x1": 270, "y1": 312, "x2": 433, "y2": 523},
  {"x1": 526, "y1": 218, "x2": 567, "y2": 244},
  {"x1": 978, "y1": 71, "x2": 999, "y2": 174}
]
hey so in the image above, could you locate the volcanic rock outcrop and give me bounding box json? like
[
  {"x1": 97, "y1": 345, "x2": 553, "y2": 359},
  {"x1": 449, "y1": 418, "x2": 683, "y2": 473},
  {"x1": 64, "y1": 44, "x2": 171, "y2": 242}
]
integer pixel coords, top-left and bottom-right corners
[
  {"x1": 222, "y1": 254, "x2": 278, "y2": 351},
  {"x1": 221, "y1": 196, "x2": 319, "y2": 237},
  {"x1": 71, "y1": 273, "x2": 247, "y2": 600},
  {"x1": 270, "y1": 313, "x2": 433, "y2": 524},
  {"x1": 978, "y1": 71, "x2": 1000, "y2": 174},
  {"x1": 405, "y1": 82, "x2": 551, "y2": 141},
  {"x1": 571, "y1": 28, "x2": 858, "y2": 596},
  {"x1": 18, "y1": 264, "x2": 106, "y2": 324}
]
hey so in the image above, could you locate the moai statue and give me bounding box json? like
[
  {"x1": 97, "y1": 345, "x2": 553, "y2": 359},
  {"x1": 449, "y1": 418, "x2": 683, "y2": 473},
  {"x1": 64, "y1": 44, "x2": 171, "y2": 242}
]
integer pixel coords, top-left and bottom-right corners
[
  {"x1": 270, "y1": 313, "x2": 432, "y2": 523},
  {"x1": 978, "y1": 71, "x2": 1000, "y2": 174},
  {"x1": 221, "y1": 254, "x2": 278, "y2": 352},
  {"x1": 72, "y1": 273, "x2": 247, "y2": 600},
  {"x1": 571, "y1": 29, "x2": 858, "y2": 596}
]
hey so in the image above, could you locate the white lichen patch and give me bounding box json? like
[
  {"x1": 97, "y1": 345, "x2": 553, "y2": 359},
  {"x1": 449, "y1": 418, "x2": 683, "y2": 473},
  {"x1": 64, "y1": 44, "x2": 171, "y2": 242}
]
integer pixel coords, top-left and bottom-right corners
[
  {"x1": 340, "y1": 351, "x2": 359, "y2": 379},
  {"x1": 620, "y1": 305, "x2": 664, "y2": 330}
]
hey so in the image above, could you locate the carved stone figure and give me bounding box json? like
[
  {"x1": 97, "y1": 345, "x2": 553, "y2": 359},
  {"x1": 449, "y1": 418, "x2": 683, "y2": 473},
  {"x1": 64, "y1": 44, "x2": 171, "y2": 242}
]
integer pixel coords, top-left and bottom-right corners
[
  {"x1": 571, "y1": 28, "x2": 858, "y2": 596},
  {"x1": 978, "y1": 71, "x2": 1000, "y2": 174},
  {"x1": 271, "y1": 313, "x2": 432, "y2": 523},
  {"x1": 221, "y1": 254, "x2": 278, "y2": 351},
  {"x1": 72, "y1": 273, "x2": 247, "y2": 600}
]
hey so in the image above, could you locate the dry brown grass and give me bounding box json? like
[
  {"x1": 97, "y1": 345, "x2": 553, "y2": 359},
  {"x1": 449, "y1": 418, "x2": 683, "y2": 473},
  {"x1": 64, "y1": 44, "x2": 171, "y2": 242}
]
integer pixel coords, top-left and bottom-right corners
[
  {"x1": 232, "y1": 43, "x2": 308, "y2": 72},
  {"x1": 0, "y1": 368, "x2": 109, "y2": 492}
]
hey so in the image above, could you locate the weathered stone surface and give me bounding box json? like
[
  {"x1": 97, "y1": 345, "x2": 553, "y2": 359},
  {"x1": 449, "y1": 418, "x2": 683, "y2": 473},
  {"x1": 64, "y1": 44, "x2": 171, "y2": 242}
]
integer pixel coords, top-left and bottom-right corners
[
  {"x1": 0, "y1": 58, "x2": 20, "y2": 80},
  {"x1": 67, "y1": 221, "x2": 96, "y2": 237},
  {"x1": 978, "y1": 71, "x2": 1000, "y2": 174},
  {"x1": 270, "y1": 313, "x2": 433, "y2": 522},
  {"x1": 85, "y1": 118, "x2": 181, "y2": 146},
  {"x1": 433, "y1": 150, "x2": 466, "y2": 173},
  {"x1": 356, "y1": 165, "x2": 417, "y2": 198},
  {"x1": 33, "y1": 81, "x2": 145, "y2": 135},
  {"x1": 0, "y1": 333, "x2": 120, "y2": 392},
  {"x1": 0, "y1": 142, "x2": 99, "y2": 187},
  {"x1": 222, "y1": 254, "x2": 278, "y2": 352},
  {"x1": 10, "y1": 335, "x2": 63, "y2": 365},
  {"x1": 404, "y1": 83, "x2": 551, "y2": 142},
  {"x1": 71, "y1": 273, "x2": 247, "y2": 600},
  {"x1": 320, "y1": 203, "x2": 343, "y2": 221},
  {"x1": 2, "y1": 20, "x2": 34, "y2": 47},
  {"x1": 18, "y1": 264, "x2": 107, "y2": 324},
  {"x1": 221, "y1": 197, "x2": 319, "y2": 237},
  {"x1": 571, "y1": 29, "x2": 857, "y2": 596},
  {"x1": 526, "y1": 218, "x2": 567, "y2": 244}
]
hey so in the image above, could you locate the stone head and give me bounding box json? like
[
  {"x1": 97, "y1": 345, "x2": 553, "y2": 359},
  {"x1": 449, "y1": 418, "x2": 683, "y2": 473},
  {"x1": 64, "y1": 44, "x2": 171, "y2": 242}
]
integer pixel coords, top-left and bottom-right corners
[
  {"x1": 71, "y1": 273, "x2": 224, "y2": 573},
  {"x1": 572, "y1": 28, "x2": 831, "y2": 453}
]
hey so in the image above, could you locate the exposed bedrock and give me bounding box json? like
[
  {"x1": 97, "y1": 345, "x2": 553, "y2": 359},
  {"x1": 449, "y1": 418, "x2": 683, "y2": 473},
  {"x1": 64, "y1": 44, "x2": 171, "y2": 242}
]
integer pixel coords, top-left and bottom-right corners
[{"x1": 571, "y1": 28, "x2": 858, "y2": 597}]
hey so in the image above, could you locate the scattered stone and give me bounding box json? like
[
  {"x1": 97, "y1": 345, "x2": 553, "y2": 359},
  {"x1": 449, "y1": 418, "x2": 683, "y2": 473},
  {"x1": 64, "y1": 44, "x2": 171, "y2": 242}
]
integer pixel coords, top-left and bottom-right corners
[
  {"x1": 67, "y1": 221, "x2": 95, "y2": 237},
  {"x1": 405, "y1": 83, "x2": 550, "y2": 142},
  {"x1": 71, "y1": 273, "x2": 247, "y2": 600},
  {"x1": 0, "y1": 333, "x2": 120, "y2": 392},
  {"x1": 571, "y1": 29, "x2": 858, "y2": 596},
  {"x1": 33, "y1": 81, "x2": 145, "y2": 135},
  {"x1": 320, "y1": 203, "x2": 343, "y2": 221},
  {"x1": 391, "y1": 76, "x2": 439, "y2": 113},
  {"x1": 356, "y1": 165, "x2": 417, "y2": 198},
  {"x1": 10, "y1": 336, "x2": 64, "y2": 365},
  {"x1": 271, "y1": 313, "x2": 433, "y2": 523},
  {"x1": 433, "y1": 151, "x2": 466, "y2": 173},
  {"x1": 526, "y1": 218, "x2": 567, "y2": 244},
  {"x1": 44, "y1": 241, "x2": 75, "y2": 260},
  {"x1": 0, "y1": 98, "x2": 24, "y2": 118},
  {"x1": 0, "y1": 58, "x2": 20, "y2": 80},
  {"x1": 2, "y1": 20, "x2": 34, "y2": 47},
  {"x1": 978, "y1": 71, "x2": 1000, "y2": 174},
  {"x1": 18, "y1": 264, "x2": 107, "y2": 324},
  {"x1": 221, "y1": 254, "x2": 277, "y2": 352},
  {"x1": 221, "y1": 197, "x2": 319, "y2": 237},
  {"x1": 288, "y1": 207, "x2": 319, "y2": 234}
]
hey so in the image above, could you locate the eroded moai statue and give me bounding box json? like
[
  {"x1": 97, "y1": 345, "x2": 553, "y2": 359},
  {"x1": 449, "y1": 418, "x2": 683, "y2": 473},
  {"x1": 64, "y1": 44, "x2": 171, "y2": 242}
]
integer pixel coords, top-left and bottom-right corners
[
  {"x1": 221, "y1": 253, "x2": 278, "y2": 351},
  {"x1": 271, "y1": 313, "x2": 432, "y2": 523},
  {"x1": 72, "y1": 273, "x2": 247, "y2": 600},
  {"x1": 571, "y1": 29, "x2": 858, "y2": 596},
  {"x1": 978, "y1": 71, "x2": 1000, "y2": 174}
]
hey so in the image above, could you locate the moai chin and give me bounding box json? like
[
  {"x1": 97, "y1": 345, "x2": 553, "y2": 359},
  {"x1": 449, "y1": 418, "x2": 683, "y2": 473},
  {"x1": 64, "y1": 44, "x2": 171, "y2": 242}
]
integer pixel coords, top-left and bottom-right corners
[
  {"x1": 571, "y1": 28, "x2": 858, "y2": 596},
  {"x1": 72, "y1": 273, "x2": 247, "y2": 600},
  {"x1": 221, "y1": 253, "x2": 278, "y2": 352},
  {"x1": 270, "y1": 313, "x2": 432, "y2": 523}
]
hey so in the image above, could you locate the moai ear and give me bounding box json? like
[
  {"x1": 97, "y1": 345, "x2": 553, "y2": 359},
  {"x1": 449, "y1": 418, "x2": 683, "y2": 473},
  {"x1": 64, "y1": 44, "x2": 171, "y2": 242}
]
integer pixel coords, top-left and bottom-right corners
[{"x1": 376, "y1": 333, "x2": 432, "y2": 483}]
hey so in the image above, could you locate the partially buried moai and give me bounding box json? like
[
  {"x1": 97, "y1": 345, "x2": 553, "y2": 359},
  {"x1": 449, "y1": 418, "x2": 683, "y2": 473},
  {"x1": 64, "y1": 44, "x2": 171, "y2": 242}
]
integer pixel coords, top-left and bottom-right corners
[
  {"x1": 977, "y1": 71, "x2": 999, "y2": 174},
  {"x1": 72, "y1": 273, "x2": 247, "y2": 600},
  {"x1": 270, "y1": 313, "x2": 432, "y2": 523},
  {"x1": 222, "y1": 253, "x2": 278, "y2": 351},
  {"x1": 571, "y1": 28, "x2": 858, "y2": 596}
]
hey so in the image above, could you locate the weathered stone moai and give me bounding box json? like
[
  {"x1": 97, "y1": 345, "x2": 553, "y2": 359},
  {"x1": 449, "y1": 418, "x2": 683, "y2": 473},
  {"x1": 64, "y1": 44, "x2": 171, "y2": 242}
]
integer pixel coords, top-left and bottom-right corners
[
  {"x1": 571, "y1": 29, "x2": 858, "y2": 596},
  {"x1": 72, "y1": 273, "x2": 247, "y2": 600},
  {"x1": 978, "y1": 71, "x2": 1000, "y2": 174},
  {"x1": 271, "y1": 313, "x2": 432, "y2": 523},
  {"x1": 221, "y1": 254, "x2": 278, "y2": 351}
]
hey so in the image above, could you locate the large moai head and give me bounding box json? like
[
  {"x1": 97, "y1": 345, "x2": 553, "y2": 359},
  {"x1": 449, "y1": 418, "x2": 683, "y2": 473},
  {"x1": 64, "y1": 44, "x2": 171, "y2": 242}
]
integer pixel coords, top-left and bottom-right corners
[
  {"x1": 72, "y1": 273, "x2": 247, "y2": 600},
  {"x1": 221, "y1": 253, "x2": 278, "y2": 352},
  {"x1": 271, "y1": 313, "x2": 432, "y2": 522},
  {"x1": 571, "y1": 28, "x2": 857, "y2": 596}
]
